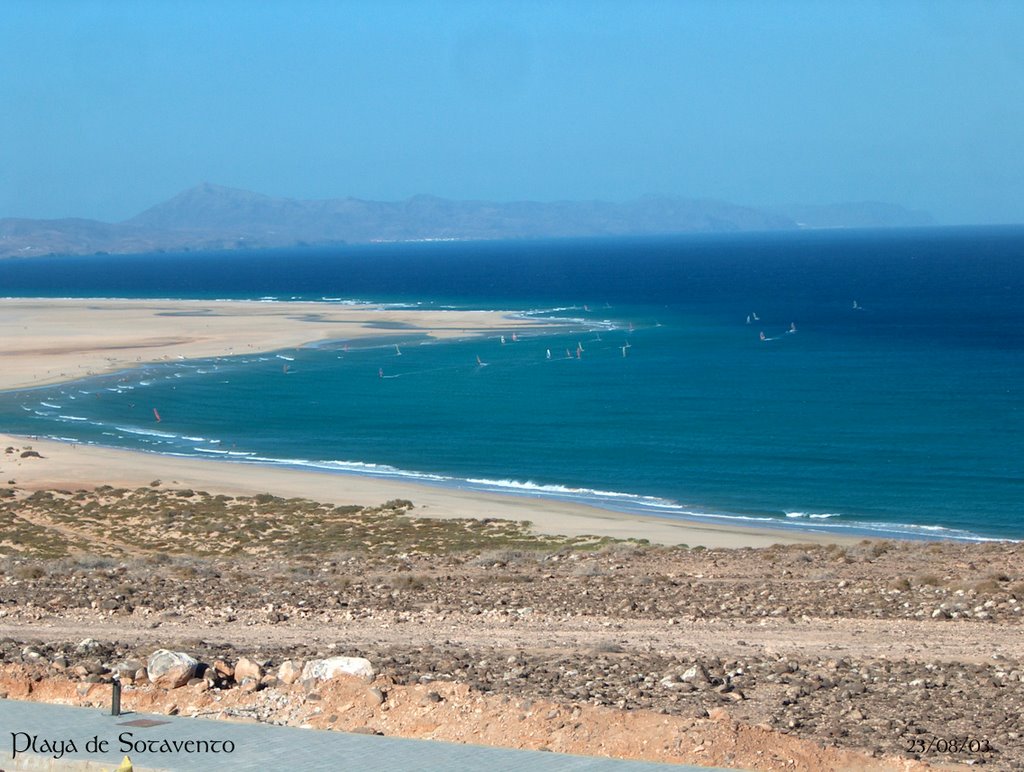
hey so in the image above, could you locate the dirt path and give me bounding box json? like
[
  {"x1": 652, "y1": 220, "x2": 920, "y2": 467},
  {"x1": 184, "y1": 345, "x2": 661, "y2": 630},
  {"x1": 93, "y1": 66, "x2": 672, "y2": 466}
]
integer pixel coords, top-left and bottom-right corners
[{"x1": 4, "y1": 613, "x2": 1019, "y2": 665}]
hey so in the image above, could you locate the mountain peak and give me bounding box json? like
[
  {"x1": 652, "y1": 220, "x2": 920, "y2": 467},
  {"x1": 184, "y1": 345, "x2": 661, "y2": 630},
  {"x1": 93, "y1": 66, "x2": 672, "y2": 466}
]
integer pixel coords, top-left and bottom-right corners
[{"x1": 125, "y1": 184, "x2": 287, "y2": 230}]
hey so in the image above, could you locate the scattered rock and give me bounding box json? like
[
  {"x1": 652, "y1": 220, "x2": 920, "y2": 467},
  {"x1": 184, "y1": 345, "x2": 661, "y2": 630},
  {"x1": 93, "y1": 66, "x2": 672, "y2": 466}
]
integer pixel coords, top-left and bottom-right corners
[
  {"x1": 277, "y1": 659, "x2": 304, "y2": 685},
  {"x1": 234, "y1": 657, "x2": 262, "y2": 682}
]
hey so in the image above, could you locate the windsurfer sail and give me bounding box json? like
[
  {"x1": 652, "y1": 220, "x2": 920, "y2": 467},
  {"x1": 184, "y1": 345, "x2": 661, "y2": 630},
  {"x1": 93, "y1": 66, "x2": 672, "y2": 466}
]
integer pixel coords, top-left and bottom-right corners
[
  {"x1": 152, "y1": 408, "x2": 162, "y2": 422},
  {"x1": 759, "y1": 331, "x2": 767, "y2": 341}
]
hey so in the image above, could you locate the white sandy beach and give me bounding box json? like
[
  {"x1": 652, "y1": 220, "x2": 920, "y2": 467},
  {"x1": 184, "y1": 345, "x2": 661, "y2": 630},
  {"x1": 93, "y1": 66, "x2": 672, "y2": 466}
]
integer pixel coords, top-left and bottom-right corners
[{"x1": 0, "y1": 297, "x2": 851, "y2": 548}]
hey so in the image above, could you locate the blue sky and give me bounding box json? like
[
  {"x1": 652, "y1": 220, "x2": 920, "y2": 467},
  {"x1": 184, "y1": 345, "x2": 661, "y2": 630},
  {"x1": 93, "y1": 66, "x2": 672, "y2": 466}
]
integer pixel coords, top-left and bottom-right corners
[{"x1": 1, "y1": 0, "x2": 1021, "y2": 223}]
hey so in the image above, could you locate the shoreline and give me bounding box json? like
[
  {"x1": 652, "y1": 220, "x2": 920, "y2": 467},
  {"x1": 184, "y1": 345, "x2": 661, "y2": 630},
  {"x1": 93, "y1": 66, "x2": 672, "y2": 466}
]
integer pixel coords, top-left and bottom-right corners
[
  {"x1": 0, "y1": 432, "x2": 855, "y2": 548},
  {"x1": 0, "y1": 295, "x2": 993, "y2": 547}
]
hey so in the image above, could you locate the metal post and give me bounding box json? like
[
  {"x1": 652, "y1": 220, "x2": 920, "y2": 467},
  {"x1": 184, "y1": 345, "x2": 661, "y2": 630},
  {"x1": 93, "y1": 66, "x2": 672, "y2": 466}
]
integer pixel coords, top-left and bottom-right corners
[{"x1": 111, "y1": 674, "x2": 122, "y2": 716}]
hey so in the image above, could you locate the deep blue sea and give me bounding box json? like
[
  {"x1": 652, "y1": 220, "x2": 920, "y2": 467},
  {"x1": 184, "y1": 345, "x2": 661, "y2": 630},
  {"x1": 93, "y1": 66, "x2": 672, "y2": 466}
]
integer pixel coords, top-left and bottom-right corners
[{"x1": 1, "y1": 226, "x2": 1022, "y2": 541}]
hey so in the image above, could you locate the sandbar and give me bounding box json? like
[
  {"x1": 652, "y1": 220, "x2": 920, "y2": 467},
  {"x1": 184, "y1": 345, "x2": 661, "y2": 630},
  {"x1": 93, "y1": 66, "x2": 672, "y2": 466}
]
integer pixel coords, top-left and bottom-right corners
[{"x1": 0, "y1": 297, "x2": 550, "y2": 391}]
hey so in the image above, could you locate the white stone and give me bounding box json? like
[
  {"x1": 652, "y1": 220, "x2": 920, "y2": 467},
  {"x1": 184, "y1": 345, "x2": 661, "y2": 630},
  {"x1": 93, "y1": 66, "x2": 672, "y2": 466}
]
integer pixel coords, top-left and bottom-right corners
[{"x1": 301, "y1": 656, "x2": 375, "y2": 683}]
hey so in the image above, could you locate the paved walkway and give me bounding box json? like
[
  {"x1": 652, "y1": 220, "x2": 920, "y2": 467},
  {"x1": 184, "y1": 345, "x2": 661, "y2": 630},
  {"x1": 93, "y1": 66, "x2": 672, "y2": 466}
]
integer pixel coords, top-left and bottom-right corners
[{"x1": 0, "y1": 700, "x2": 733, "y2": 771}]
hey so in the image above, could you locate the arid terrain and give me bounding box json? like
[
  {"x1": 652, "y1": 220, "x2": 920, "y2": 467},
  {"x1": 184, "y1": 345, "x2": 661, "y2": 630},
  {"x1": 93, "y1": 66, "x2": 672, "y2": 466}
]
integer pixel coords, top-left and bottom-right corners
[{"x1": 1, "y1": 461, "x2": 1022, "y2": 770}]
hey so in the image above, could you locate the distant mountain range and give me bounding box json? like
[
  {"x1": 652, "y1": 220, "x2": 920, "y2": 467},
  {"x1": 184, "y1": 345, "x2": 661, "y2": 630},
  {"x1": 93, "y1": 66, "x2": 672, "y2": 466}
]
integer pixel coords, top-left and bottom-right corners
[{"x1": 0, "y1": 183, "x2": 935, "y2": 258}]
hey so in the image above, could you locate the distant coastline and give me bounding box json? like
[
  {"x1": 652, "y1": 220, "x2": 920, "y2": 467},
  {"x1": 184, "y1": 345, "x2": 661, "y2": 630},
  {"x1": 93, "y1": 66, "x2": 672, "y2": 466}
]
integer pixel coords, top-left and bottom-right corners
[{"x1": 0, "y1": 182, "x2": 934, "y2": 259}]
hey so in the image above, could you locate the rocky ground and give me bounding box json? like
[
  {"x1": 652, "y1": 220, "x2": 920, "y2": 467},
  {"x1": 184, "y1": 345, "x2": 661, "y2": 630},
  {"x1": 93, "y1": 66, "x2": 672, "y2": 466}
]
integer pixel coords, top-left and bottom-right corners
[{"x1": 1, "y1": 481, "x2": 1023, "y2": 769}]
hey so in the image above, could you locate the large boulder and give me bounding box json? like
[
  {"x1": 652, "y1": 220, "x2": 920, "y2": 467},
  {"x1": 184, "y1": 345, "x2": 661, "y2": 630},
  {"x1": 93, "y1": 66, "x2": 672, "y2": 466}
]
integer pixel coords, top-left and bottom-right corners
[
  {"x1": 146, "y1": 650, "x2": 198, "y2": 689},
  {"x1": 301, "y1": 656, "x2": 374, "y2": 683}
]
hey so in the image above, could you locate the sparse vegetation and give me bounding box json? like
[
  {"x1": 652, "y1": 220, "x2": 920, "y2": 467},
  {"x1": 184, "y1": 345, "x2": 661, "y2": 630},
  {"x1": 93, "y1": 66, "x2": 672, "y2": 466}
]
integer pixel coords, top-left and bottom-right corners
[{"x1": 0, "y1": 487, "x2": 614, "y2": 560}]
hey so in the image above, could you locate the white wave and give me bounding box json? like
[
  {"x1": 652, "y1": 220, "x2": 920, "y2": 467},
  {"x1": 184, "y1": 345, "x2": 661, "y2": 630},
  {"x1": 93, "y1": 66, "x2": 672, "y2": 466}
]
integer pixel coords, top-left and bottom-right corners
[
  {"x1": 193, "y1": 448, "x2": 255, "y2": 457},
  {"x1": 518, "y1": 306, "x2": 579, "y2": 316},
  {"x1": 463, "y1": 477, "x2": 681, "y2": 507},
  {"x1": 39, "y1": 402, "x2": 62, "y2": 409},
  {"x1": 316, "y1": 459, "x2": 449, "y2": 481},
  {"x1": 785, "y1": 511, "x2": 841, "y2": 519},
  {"x1": 57, "y1": 415, "x2": 89, "y2": 421},
  {"x1": 275, "y1": 355, "x2": 295, "y2": 362},
  {"x1": 113, "y1": 425, "x2": 179, "y2": 439},
  {"x1": 320, "y1": 297, "x2": 374, "y2": 305},
  {"x1": 181, "y1": 436, "x2": 208, "y2": 442},
  {"x1": 243, "y1": 456, "x2": 453, "y2": 483}
]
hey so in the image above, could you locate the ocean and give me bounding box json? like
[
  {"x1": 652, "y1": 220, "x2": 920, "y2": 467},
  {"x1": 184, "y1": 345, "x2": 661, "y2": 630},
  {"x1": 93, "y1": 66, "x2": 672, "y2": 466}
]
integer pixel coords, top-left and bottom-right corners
[{"x1": 1, "y1": 226, "x2": 1022, "y2": 541}]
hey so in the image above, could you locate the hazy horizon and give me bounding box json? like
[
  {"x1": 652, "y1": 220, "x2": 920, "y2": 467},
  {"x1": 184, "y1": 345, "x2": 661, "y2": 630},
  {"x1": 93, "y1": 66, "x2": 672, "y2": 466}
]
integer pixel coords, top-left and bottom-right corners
[{"x1": 2, "y1": 1, "x2": 1022, "y2": 225}]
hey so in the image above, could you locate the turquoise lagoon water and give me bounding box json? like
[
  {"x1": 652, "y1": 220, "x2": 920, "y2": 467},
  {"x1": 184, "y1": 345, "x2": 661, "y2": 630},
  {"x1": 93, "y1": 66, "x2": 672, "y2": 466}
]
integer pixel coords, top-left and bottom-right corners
[{"x1": 1, "y1": 227, "x2": 1022, "y2": 540}]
